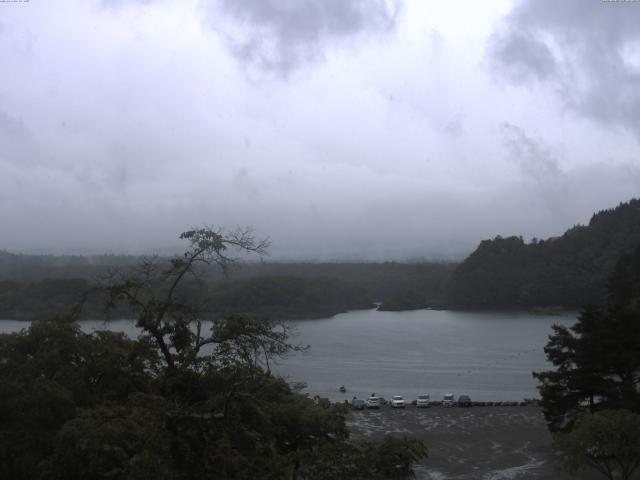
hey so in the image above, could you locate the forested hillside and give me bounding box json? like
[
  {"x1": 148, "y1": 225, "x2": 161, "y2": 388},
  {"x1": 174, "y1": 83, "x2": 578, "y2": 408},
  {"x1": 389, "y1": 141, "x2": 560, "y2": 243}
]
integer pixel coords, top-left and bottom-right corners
[{"x1": 448, "y1": 199, "x2": 640, "y2": 308}]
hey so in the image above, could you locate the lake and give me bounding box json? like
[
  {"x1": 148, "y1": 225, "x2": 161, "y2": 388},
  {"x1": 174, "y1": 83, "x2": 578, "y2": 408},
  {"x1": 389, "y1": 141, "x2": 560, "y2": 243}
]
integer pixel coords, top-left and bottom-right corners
[{"x1": 0, "y1": 308, "x2": 576, "y2": 402}]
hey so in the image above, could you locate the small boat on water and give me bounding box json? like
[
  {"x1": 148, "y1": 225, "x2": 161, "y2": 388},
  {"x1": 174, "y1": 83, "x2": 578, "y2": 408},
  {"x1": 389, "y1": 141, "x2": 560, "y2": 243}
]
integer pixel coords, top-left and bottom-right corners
[{"x1": 339, "y1": 385, "x2": 346, "y2": 393}]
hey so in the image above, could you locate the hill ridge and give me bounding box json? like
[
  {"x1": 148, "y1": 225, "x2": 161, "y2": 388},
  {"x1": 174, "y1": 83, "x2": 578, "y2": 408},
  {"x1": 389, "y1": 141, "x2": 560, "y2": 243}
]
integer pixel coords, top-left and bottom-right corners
[{"x1": 448, "y1": 198, "x2": 640, "y2": 308}]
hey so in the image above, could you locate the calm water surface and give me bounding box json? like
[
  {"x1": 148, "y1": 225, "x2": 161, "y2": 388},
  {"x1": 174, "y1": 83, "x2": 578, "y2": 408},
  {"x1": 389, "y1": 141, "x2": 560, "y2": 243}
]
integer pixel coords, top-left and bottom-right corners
[
  {"x1": 277, "y1": 308, "x2": 576, "y2": 402},
  {"x1": 1, "y1": 308, "x2": 575, "y2": 402}
]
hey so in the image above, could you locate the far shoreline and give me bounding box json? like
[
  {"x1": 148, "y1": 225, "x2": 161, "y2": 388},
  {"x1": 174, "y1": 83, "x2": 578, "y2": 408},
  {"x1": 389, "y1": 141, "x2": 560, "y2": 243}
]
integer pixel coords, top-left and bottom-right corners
[{"x1": 0, "y1": 305, "x2": 580, "y2": 322}]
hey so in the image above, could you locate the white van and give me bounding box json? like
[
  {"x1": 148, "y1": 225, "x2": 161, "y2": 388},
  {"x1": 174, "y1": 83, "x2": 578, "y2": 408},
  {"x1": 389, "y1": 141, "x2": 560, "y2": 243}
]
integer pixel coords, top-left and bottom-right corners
[{"x1": 443, "y1": 393, "x2": 455, "y2": 407}]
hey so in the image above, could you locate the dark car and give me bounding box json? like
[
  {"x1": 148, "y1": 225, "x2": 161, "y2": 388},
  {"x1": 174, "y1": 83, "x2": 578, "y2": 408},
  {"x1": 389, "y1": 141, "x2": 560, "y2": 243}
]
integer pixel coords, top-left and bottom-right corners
[
  {"x1": 457, "y1": 395, "x2": 472, "y2": 407},
  {"x1": 351, "y1": 399, "x2": 366, "y2": 410}
]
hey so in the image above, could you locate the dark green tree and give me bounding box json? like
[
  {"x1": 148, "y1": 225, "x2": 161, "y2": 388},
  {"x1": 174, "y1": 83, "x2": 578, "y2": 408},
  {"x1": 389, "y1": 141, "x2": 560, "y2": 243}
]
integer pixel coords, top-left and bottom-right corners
[
  {"x1": 300, "y1": 436, "x2": 427, "y2": 480},
  {"x1": 0, "y1": 319, "x2": 158, "y2": 480},
  {"x1": 534, "y1": 245, "x2": 640, "y2": 431},
  {"x1": 44, "y1": 401, "x2": 174, "y2": 480},
  {"x1": 554, "y1": 409, "x2": 640, "y2": 480},
  {"x1": 103, "y1": 227, "x2": 272, "y2": 371}
]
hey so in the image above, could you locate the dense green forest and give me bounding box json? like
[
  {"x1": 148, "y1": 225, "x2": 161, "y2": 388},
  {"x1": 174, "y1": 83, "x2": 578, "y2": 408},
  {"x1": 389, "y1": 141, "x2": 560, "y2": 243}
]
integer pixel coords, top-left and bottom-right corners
[
  {"x1": 0, "y1": 276, "x2": 370, "y2": 321},
  {"x1": 0, "y1": 257, "x2": 454, "y2": 320},
  {"x1": 448, "y1": 198, "x2": 640, "y2": 309}
]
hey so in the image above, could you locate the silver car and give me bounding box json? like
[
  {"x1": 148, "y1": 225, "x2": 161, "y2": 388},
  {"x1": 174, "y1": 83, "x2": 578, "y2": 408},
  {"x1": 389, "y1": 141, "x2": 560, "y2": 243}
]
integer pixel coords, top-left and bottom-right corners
[{"x1": 366, "y1": 396, "x2": 381, "y2": 409}]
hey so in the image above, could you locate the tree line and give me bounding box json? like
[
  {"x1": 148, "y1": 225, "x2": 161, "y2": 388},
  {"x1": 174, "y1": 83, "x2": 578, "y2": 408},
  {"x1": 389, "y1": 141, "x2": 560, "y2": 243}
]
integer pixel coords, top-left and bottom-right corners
[
  {"x1": 0, "y1": 275, "x2": 374, "y2": 321},
  {"x1": 0, "y1": 260, "x2": 454, "y2": 321}
]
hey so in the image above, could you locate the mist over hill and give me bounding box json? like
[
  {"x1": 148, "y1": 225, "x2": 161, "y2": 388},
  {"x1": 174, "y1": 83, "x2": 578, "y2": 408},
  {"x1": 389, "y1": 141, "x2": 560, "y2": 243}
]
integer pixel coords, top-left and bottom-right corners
[
  {"x1": 0, "y1": 255, "x2": 455, "y2": 321},
  {"x1": 2, "y1": 197, "x2": 640, "y2": 317}
]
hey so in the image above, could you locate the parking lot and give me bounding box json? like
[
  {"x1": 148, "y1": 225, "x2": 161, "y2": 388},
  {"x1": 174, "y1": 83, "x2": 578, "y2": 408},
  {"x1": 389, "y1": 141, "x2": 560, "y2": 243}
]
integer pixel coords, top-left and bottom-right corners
[{"x1": 346, "y1": 405, "x2": 601, "y2": 480}]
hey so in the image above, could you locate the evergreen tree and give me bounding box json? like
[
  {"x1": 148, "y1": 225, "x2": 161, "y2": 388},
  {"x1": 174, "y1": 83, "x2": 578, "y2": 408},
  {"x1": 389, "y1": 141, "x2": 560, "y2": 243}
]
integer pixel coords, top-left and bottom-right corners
[{"x1": 534, "y1": 245, "x2": 640, "y2": 431}]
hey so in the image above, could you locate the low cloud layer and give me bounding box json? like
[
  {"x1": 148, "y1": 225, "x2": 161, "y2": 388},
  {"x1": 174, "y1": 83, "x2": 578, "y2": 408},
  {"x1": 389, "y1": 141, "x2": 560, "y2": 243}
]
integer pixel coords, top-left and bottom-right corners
[{"x1": 0, "y1": 0, "x2": 638, "y2": 259}]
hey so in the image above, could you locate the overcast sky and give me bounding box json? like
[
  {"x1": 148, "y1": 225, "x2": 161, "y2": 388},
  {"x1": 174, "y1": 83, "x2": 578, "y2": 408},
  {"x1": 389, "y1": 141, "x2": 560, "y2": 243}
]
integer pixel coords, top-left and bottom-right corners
[{"x1": 1, "y1": 0, "x2": 639, "y2": 259}]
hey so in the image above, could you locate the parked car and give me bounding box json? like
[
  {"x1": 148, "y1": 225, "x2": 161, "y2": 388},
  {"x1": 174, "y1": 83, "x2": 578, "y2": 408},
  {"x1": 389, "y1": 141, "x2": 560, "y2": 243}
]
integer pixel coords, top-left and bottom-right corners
[
  {"x1": 351, "y1": 399, "x2": 366, "y2": 410},
  {"x1": 442, "y1": 393, "x2": 455, "y2": 407},
  {"x1": 390, "y1": 395, "x2": 405, "y2": 408},
  {"x1": 366, "y1": 396, "x2": 381, "y2": 409},
  {"x1": 458, "y1": 395, "x2": 472, "y2": 407},
  {"x1": 417, "y1": 394, "x2": 430, "y2": 408}
]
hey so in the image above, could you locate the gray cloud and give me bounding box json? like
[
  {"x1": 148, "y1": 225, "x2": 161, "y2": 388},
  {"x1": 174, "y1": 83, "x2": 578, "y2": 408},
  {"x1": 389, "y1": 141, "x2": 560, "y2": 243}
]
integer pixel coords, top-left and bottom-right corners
[
  {"x1": 489, "y1": 31, "x2": 556, "y2": 84},
  {"x1": 501, "y1": 122, "x2": 561, "y2": 184},
  {"x1": 0, "y1": 0, "x2": 638, "y2": 259},
  {"x1": 0, "y1": 107, "x2": 35, "y2": 166},
  {"x1": 441, "y1": 115, "x2": 464, "y2": 137},
  {"x1": 500, "y1": 122, "x2": 575, "y2": 223},
  {"x1": 100, "y1": 0, "x2": 156, "y2": 8},
  {"x1": 208, "y1": 0, "x2": 402, "y2": 74},
  {"x1": 489, "y1": 0, "x2": 640, "y2": 139},
  {"x1": 0, "y1": 108, "x2": 29, "y2": 141}
]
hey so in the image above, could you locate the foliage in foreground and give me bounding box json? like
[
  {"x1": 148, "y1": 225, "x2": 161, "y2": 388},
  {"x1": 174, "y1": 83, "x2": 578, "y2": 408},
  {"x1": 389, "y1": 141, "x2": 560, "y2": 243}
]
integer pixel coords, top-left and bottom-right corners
[
  {"x1": 534, "y1": 245, "x2": 640, "y2": 431},
  {"x1": 0, "y1": 227, "x2": 427, "y2": 479},
  {"x1": 554, "y1": 409, "x2": 640, "y2": 480},
  {"x1": 535, "y1": 245, "x2": 640, "y2": 479},
  {"x1": 0, "y1": 320, "x2": 426, "y2": 479}
]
